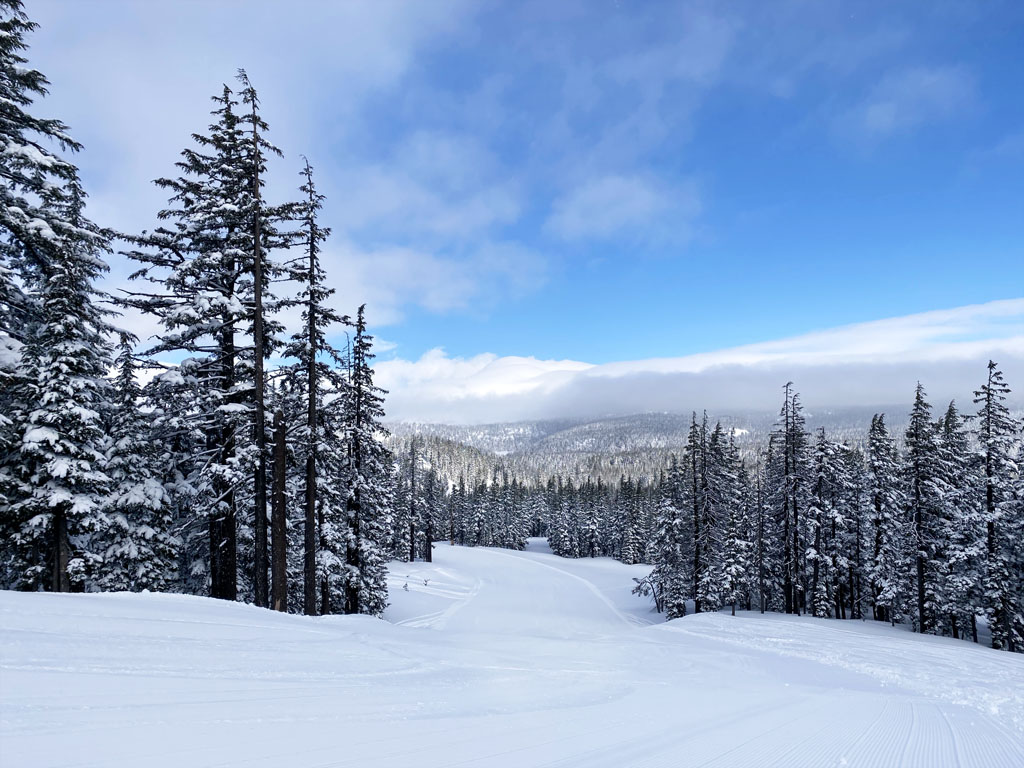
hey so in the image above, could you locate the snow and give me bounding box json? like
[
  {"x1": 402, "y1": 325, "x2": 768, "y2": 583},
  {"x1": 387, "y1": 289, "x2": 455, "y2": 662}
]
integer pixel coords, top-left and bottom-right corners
[{"x1": 2, "y1": 539, "x2": 1023, "y2": 767}]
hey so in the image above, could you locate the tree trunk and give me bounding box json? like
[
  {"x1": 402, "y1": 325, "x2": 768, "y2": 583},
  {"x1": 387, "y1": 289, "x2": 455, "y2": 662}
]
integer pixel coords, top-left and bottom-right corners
[
  {"x1": 51, "y1": 505, "x2": 70, "y2": 593},
  {"x1": 271, "y1": 409, "x2": 287, "y2": 612},
  {"x1": 251, "y1": 114, "x2": 268, "y2": 610},
  {"x1": 210, "y1": 375, "x2": 238, "y2": 601},
  {"x1": 303, "y1": 446, "x2": 316, "y2": 615}
]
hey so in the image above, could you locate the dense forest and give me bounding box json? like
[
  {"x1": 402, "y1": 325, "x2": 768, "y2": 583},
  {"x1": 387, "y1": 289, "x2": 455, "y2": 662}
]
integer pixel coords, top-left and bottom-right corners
[{"x1": 1, "y1": 0, "x2": 1022, "y2": 655}]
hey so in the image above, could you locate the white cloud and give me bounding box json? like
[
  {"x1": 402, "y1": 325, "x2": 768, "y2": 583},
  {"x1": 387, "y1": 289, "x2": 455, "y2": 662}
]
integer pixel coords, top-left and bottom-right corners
[
  {"x1": 376, "y1": 299, "x2": 1024, "y2": 423},
  {"x1": 333, "y1": 132, "x2": 522, "y2": 243},
  {"x1": 321, "y1": 239, "x2": 547, "y2": 327},
  {"x1": 844, "y1": 65, "x2": 975, "y2": 140},
  {"x1": 546, "y1": 174, "x2": 701, "y2": 243}
]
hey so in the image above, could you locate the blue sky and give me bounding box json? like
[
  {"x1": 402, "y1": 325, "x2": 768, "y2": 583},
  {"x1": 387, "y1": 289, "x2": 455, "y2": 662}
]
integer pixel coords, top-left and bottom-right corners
[{"x1": 24, "y1": 0, "x2": 1024, "y2": 420}]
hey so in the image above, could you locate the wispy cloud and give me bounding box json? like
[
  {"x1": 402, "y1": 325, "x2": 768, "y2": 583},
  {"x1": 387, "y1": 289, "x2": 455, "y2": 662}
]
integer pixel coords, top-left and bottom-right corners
[
  {"x1": 376, "y1": 300, "x2": 1024, "y2": 423},
  {"x1": 545, "y1": 174, "x2": 701, "y2": 244},
  {"x1": 323, "y1": 239, "x2": 547, "y2": 327},
  {"x1": 842, "y1": 65, "x2": 976, "y2": 141}
]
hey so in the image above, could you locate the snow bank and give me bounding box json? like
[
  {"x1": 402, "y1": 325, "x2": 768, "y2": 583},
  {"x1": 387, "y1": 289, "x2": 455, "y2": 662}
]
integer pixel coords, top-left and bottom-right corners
[{"x1": 2, "y1": 540, "x2": 1022, "y2": 767}]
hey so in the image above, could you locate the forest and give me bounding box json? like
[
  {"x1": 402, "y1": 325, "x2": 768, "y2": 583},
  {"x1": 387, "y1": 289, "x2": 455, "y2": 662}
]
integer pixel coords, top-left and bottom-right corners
[{"x1": 0, "y1": 0, "x2": 391, "y2": 617}]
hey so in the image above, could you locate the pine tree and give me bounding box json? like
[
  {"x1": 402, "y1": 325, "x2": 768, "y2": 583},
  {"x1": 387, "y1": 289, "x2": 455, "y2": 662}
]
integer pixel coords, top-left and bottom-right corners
[
  {"x1": 342, "y1": 306, "x2": 392, "y2": 616},
  {"x1": 973, "y1": 361, "x2": 1022, "y2": 651},
  {"x1": 650, "y1": 457, "x2": 687, "y2": 618},
  {"x1": 722, "y1": 438, "x2": 753, "y2": 615},
  {"x1": 0, "y1": 0, "x2": 116, "y2": 592},
  {"x1": 686, "y1": 413, "x2": 705, "y2": 611},
  {"x1": 6, "y1": 189, "x2": 114, "y2": 592},
  {"x1": 866, "y1": 414, "x2": 909, "y2": 624},
  {"x1": 282, "y1": 158, "x2": 348, "y2": 615},
  {"x1": 235, "y1": 69, "x2": 287, "y2": 609},
  {"x1": 124, "y1": 80, "x2": 292, "y2": 602},
  {"x1": 938, "y1": 400, "x2": 983, "y2": 641},
  {"x1": 98, "y1": 335, "x2": 179, "y2": 591},
  {"x1": 904, "y1": 383, "x2": 951, "y2": 634},
  {"x1": 772, "y1": 384, "x2": 809, "y2": 614}
]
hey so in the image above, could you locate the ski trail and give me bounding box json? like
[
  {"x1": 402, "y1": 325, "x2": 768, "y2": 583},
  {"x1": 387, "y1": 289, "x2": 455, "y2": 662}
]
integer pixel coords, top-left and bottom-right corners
[
  {"x1": 394, "y1": 577, "x2": 482, "y2": 629},
  {"x1": 484, "y1": 548, "x2": 637, "y2": 630},
  {"x1": 4, "y1": 542, "x2": 1023, "y2": 768}
]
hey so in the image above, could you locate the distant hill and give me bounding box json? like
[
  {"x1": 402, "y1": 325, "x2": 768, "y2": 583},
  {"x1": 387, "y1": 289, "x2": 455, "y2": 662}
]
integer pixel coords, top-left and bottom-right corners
[{"x1": 386, "y1": 406, "x2": 920, "y2": 485}]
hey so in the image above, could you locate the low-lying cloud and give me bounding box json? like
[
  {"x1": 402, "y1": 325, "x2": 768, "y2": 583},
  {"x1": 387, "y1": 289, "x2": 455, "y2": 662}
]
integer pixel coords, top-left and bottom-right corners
[{"x1": 376, "y1": 299, "x2": 1024, "y2": 423}]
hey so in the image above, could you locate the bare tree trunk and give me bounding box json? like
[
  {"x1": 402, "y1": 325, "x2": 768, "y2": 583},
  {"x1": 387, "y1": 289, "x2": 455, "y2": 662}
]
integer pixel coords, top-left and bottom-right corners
[{"x1": 271, "y1": 409, "x2": 287, "y2": 612}]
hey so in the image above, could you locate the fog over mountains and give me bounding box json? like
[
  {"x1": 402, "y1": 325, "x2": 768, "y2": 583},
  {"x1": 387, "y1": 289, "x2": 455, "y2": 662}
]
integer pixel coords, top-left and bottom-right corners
[
  {"x1": 386, "y1": 405, "x2": 955, "y2": 486},
  {"x1": 376, "y1": 300, "x2": 1024, "y2": 425}
]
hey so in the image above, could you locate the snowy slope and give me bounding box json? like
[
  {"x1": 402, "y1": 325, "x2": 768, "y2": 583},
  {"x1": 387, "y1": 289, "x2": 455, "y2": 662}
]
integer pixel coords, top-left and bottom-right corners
[{"x1": 2, "y1": 540, "x2": 1023, "y2": 768}]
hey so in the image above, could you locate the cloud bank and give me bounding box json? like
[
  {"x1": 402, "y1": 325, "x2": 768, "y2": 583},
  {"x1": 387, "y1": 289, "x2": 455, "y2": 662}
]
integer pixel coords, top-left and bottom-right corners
[{"x1": 375, "y1": 299, "x2": 1024, "y2": 423}]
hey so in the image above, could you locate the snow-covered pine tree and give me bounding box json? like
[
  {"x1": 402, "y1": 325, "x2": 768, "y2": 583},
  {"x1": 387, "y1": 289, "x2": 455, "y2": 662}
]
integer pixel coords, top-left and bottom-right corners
[
  {"x1": 123, "y1": 85, "x2": 249, "y2": 601},
  {"x1": 866, "y1": 414, "x2": 909, "y2": 624},
  {"x1": 697, "y1": 421, "x2": 729, "y2": 612},
  {"x1": 771, "y1": 383, "x2": 809, "y2": 614},
  {"x1": 904, "y1": 383, "x2": 952, "y2": 634},
  {"x1": 837, "y1": 443, "x2": 867, "y2": 619},
  {"x1": 649, "y1": 456, "x2": 687, "y2": 617},
  {"x1": 685, "y1": 412, "x2": 707, "y2": 611},
  {"x1": 0, "y1": 0, "x2": 116, "y2": 592},
  {"x1": 937, "y1": 400, "x2": 983, "y2": 641},
  {"x1": 235, "y1": 69, "x2": 293, "y2": 609},
  {"x1": 620, "y1": 477, "x2": 646, "y2": 565},
  {"x1": 342, "y1": 305, "x2": 392, "y2": 616},
  {"x1": 6, "y1": 186, "x2": 114, "y2": 592},
  {"x1": 721, "y1": 432, "x2": 753, "y2": 615},
  {"x1": 282, "y1": 157, "x2": 349, "y2": 615},
  {"x1": 123, "y1": 80, "x2": 292, "y2": 602},
  {"x1": 806, "y1": 429, "x2": 853, "y2": 618},
  {"x1": 972, "y1": 361, "x2": 1022, "y2": 651},
  {"x1": 98, "y1": 334, "x2": 179, "y2": 591}
]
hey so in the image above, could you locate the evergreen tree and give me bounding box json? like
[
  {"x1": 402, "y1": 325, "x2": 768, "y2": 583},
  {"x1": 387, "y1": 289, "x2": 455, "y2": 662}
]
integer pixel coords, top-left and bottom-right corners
[
  {"x1": 123, "y1": 81, "x2": 291, "y2": 601},
  {"x1": 98, "y1": 335, "x2": 179, "y2": 591},
  {"x1": 938, "y1": 401, "x2": 983, "y2": 641},
  {"x1": 342, "y1": 306, "x2": 391, "y2": 616},
  {"x1": 904, "y1": 383, "x2": 950, "y2": 633},
  {"x1": 650, "y1": 457, "x2": 687, "y2": 618},
  {"x1": 282, "y1": 158, "x2": 348, "y2": 615},
  {"x1": 973, "y1": 361, "x2": 1022, "y2": 651},
  {"x1": 0, "y1": 0, "x2": 115, "y2": 592},
  {"x1": 722, "y1": 438, "x2": 753, "y2": 615},
  {"x1": 772, "y1": 384, "x2": 809, "y2": 614},
  {"x1": 866, "y1": 414, "x2": 909, "y2": 624}
]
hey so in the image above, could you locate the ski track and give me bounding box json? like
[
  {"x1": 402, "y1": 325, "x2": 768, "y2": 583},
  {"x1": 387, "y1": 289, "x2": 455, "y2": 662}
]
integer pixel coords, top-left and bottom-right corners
[{"x1": 2, "y1": 539, "x2": 1023, "y2": 767}]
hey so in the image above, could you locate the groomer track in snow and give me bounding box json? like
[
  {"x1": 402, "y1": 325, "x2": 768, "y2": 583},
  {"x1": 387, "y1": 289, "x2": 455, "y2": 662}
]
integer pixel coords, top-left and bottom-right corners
[{"x1": 2, "y1": 539, "x2": 1023, "y2": 767}]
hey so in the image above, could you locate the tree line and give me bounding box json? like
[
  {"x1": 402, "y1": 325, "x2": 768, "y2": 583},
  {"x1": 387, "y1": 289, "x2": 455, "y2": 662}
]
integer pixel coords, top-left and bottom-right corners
[
  {"x1": 0, "y1": 0, "x2": 391, "y2": 616},
  {"x1": 397, "y1": 370, "x2": 1023, "y2": 653}
]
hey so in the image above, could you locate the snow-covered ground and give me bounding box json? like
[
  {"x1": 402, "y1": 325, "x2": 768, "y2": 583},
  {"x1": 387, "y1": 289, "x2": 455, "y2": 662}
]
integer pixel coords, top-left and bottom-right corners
[{"x1": 2, "y1": 539, "x2": 1023, "y2": 767}]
